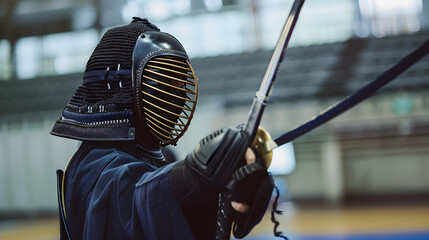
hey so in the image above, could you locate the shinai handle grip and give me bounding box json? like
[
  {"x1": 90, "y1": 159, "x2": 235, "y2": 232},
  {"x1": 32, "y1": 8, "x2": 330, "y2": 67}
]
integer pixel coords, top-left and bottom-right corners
[{"x1": 215, "y1": 190, "x2": 234, "y2": 240}]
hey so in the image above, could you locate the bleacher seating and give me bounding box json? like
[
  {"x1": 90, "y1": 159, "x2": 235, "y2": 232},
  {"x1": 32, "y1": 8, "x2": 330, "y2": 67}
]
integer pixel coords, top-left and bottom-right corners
[{"x1": 0, "y1": 32, "x2": 428, "y2": 115}]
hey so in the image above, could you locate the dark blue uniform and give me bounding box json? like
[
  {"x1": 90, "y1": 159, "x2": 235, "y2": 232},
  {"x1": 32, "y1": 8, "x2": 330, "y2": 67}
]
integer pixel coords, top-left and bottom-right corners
[{"x1": 62, "y1": 141, "x2": 194, "y2": 239}]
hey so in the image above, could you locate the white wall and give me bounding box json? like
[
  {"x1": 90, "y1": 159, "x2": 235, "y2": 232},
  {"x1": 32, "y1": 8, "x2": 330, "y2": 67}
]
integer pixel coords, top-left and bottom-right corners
[{"x1": 0, "y1": 112, "x2": 78, "y2": 213}]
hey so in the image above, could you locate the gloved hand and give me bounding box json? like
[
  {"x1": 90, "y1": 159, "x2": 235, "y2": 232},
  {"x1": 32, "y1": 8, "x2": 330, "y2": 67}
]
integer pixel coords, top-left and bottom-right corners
[
  {"x1": 185, "y1": 126, "x2": 251, "y2": 188},
  {"x1": 227, "y1": 150, "x2": 274, "y2": 239},
  {"x1": 170, "y1": 125, "x2": 251, "y2": 202},
  {"x1": 169, "y1": 125, "x2": 252, "y2": 239}
]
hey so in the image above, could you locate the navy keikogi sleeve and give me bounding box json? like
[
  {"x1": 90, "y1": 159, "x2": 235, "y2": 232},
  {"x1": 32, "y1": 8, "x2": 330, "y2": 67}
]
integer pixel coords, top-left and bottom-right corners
[
  {"x1": 133, "y1": 164, "x2": 194, "y2": 239},
  {"x1": 72, "y1": 149, "x2": 194, "y2": 240}
]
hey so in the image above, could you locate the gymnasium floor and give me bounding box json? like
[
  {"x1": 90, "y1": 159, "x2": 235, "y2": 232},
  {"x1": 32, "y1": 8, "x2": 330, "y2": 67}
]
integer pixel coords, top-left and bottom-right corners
[
  {"x1": 248, "y1": 202, "x2": 429, "y2": 240},
  {"x1": 1, "y1": 202, "x2": 428, "y2": 240}
]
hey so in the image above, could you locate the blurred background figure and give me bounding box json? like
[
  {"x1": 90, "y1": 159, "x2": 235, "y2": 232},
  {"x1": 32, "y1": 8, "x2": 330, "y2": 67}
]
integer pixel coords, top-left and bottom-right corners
[{"x1": 0, "y1": 0, "x2": 429, "y2": 239}]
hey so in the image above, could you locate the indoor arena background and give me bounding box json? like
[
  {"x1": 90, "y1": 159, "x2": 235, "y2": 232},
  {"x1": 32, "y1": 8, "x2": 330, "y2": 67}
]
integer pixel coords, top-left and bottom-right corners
[{"x1": 1, "y1": 0, "x2": 429, "y2": 239}]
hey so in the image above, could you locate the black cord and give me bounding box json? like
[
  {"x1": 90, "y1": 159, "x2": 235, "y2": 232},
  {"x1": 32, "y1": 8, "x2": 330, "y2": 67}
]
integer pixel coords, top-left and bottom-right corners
[{"x1": 271, "y1": 186, "x2": 288, "y2": 239}]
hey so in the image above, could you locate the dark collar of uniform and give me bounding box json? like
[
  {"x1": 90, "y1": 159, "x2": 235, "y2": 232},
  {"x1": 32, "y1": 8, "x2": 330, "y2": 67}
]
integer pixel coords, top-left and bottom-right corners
[
  {"x1": 81, "y1": 141, "x2": 167, "y2": 168},
  {"x1": 135, "y1": 143, "x2": 167, "y2": 168}
]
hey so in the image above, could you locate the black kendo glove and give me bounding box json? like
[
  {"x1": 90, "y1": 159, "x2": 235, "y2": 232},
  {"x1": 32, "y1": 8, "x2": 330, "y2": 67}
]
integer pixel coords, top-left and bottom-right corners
[
  {"x1": 170, "y1": 126, "x2": 250, "y2": 238},
  {"x1": 170, "y1": 125, "x2": 251, "y2": 203},
  {"x1": 170, "y1": 125, "x2": 274, "y2": 239},
  {"x1": 227, "y1": 151, "x2": 275, "y2": 239}
]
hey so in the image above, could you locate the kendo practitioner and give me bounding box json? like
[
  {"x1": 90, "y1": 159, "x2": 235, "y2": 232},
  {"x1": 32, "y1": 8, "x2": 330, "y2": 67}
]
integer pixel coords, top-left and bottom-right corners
[{"x1": 52, "y1": 17, "x2": 273, "y2": 240}]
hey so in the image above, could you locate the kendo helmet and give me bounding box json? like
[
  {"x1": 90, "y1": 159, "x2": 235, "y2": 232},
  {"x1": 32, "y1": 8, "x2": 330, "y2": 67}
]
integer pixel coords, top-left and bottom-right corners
[{"x1": 51, "y1": 17, "x2": 198, "y2": 148}]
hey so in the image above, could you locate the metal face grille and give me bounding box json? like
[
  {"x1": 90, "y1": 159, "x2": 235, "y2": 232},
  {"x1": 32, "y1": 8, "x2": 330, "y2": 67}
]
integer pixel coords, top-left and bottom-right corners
[{"x1": 141, "y1": 56, "x2": 198, "y2": 146}]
